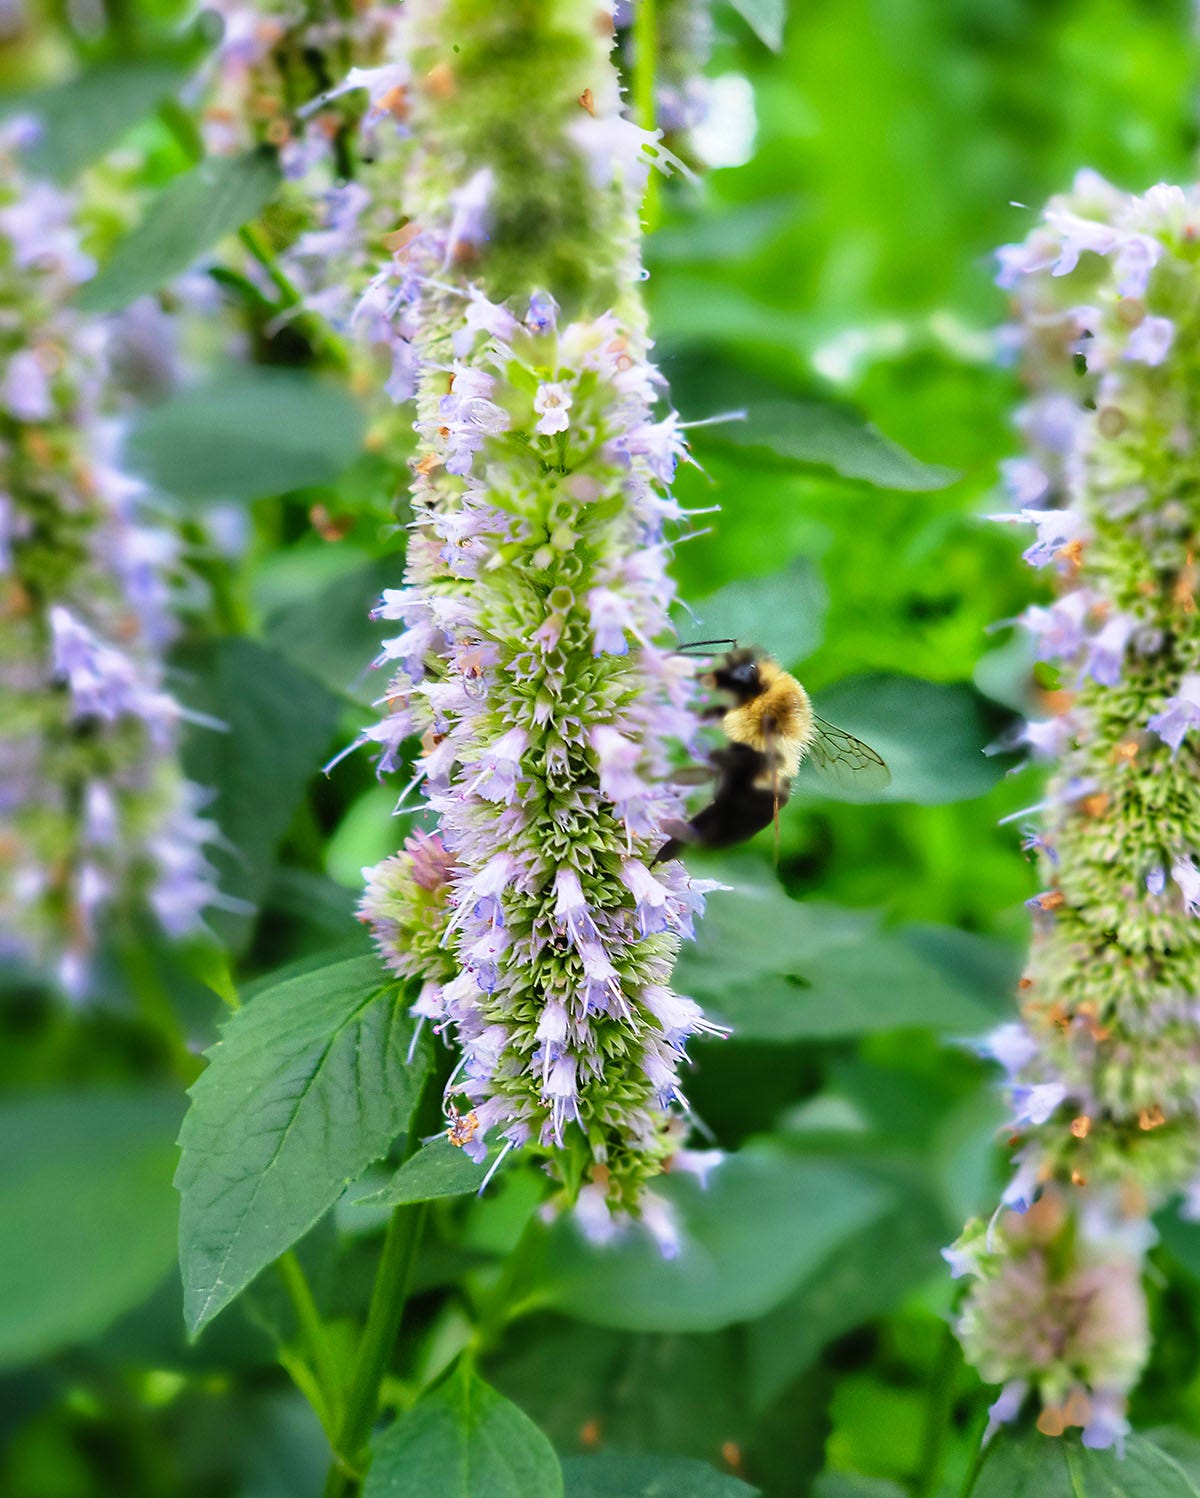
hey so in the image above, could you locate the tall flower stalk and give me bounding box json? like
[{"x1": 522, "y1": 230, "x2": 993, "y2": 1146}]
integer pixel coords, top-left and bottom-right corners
[
  {"x1": 948, "y1": 173, "x2": 1200, "y2": 1449},
  {"x1": 0, "y1": 129, "x2": 219, "y2": 996},
  {"x1": 341, "y1": 0, "x2": 719, "y2": 1232}
]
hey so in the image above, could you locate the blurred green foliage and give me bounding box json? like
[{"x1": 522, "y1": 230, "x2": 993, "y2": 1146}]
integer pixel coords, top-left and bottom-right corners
[{"x1": 4, "y1": 0, "x2": 1200, "y2": 1495}]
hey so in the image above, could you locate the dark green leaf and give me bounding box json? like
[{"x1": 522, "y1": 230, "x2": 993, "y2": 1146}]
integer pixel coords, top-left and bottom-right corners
[
  {"x1": 16, "y1": 61, "x2": 184, "y2": 182},
  {"x1": 563, "y1": 1454, "x2": 758, "y2": 1497},
  {"x1": 540, "y1": 1149, "x2": 890, "y2": 1333},
  {"x1": 78, "y1": 148, "x2": 281, "y2": 313},
  {"x1": 748, "y1": 1192, "x2": 949, "y2": 1411},
  {"x1": 728, "y1": 0, "x2": 787, "y2": 50},
  {"x1": 691, "y1": 559, "x2": 827, "y2": 666},
  {"x1": 125, "y1": 367, "x2": 365, "y2": 503},
  {"x1": 708, "y1": 401, "x2": 957, "y2": 492},
  {"x1": 177, "y1": 637, "x2": 341, "y2": 947},
  {"x1": 803, "y1": 674, "x2": 1008, "y2": 804},
  {"x1": 0, "y1": 1091, "x2": 181, "y2": 1368},
  {"x1": 364, "y1": 1136, "x2": 499, "y2": 1208},
  {"x1": 972, "y1": 1429, "x2": 1200, "y2": 1498},
  {"x1": 176, "y1": 954, "x2": 428, "y2": 1333},
  {"x1": 674, "y1": 884, "x2": 996, "y2": 1040},
  {"x1": 265, "y1": 556, "x2": 396, "y2": 700},
  {"x1": 364, "y1": 1362, "x2": 562, "y2": 1498}
]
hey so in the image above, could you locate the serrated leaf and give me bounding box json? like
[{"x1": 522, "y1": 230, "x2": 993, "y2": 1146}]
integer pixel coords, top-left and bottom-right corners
[
  {"x1": 728, "y1": 0, "x2": 787, "y2": 50},
  {"x1": 691, "y1": 559, "x2": 827, "y2": 666},
  {"x1": 176, "y1": 954, "x2": 429, "y2": 1334},
  {"x1": 364, "y1": 1362, "x2": 562, "y2": 1498},
  {"x1": 0, "y1": 1091, "x2": 181, "y2": 1368},
  {"x1": 125, "y1": 367, "x2": 365, "y2": 504},
  {"x1": 364, "y1": 1137, "x2": 499, "y2": 1208},
  {"x1": 971, "y1": 1429, "x2": 1200, "y2": 1498},
  {"x1": 16, "y1": 60, "x2": 185, "y2": 182},
  {"x1": 176, "y1": 637, "x2": 341, "y2": 948},
  {"x1": 708, "y1": 400, "x2": 957, "y2": 492},
  {"x1": 563, "y1": 1454, "x2": 759, "y2": 1497},
  {"x1": 540, "y1": 1149, "x2": 890, "y2": 1333},
  {"x1": 78, "y1": 148, "x2": 281, "y2": 313}
]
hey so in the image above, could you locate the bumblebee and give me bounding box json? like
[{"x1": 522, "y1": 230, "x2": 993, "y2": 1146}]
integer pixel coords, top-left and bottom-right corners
[{"x1": 654, "y1": 646, "x2": 890, "y2": 863}]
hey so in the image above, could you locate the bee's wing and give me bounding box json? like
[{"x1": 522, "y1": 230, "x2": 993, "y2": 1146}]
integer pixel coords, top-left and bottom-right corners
[{"x1": 805, "y1": 715, "x2": 891, "y2": 792}]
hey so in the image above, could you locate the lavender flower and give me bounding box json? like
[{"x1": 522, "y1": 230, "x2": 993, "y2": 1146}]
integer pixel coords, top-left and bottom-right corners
[
  {"x1": 948, "y1": 172, "x2": 1200, "y2": 1445},
  {"x1": 0, "y1": 138, "x2": 219, "y2": 995},
  {"x1": 336, "y1": 0, "x2": 717, "y2": 1226}
]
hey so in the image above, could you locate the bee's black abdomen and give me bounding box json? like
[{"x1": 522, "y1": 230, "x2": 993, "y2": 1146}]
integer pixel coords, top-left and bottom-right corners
[{"x1": 653, "y1": 742, "x2": 785, "y2": 862}]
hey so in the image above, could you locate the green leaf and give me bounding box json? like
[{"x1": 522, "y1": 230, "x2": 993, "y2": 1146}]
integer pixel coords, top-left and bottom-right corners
[
  {"x1": 691, "y1": 559, "x2": 827, "y2": 666},
  {"x1": 674, "y1": 884, "x2": 997, "y2": 1040},
  {"x1": 265, "y1": 556, "x2": 396, "y2": 700},
  {"x1": 708, "y1": 401, "x2": 957, "y2": 492},
  {"x1": 364, "y1": 1137, "x2": 498, "y2": 1208},
  {"x1": 747, "y1": 1191, "x2": 949, "y2": 1411},
  {"x1": 540, "y1": 1148, "x2": 890, "y2": 1333},
  {"x1": 0, "y1": 1091, "x2": 182, "y2": 1368},
  {"x1": 177, "y1": 637, "x2": 342, "y2": 947},
  {"x1": 364, "y1": 1362, "x2": 562, "y2": 1498},
  {"x1": 125, "y1": 367, "x2": 365, "y2": 504},
  {"x1": 812, "y1": 1477, "x2": 908, "y2": 1498},
  {"x1": 802, "y1": 674, "x2": 1008, "y2": 804},
  {"x1": 727, "y1": 0, "x2": 787, "y2": 51},
  {"x1": 16, "y1": 60, "x2": 184, "y2": 182},
  {"x1": 563, "y1": 1454, "x2": 758, "y2": 1497},
  {"x1": 971, "y1": 1429, "x2": 1200, "y2": 1498},
  {"x1": 176, "y1": 954, "x2": 429, "y2": 1334},
  {"x1": 78, "y1": 148, "x2": 281, "y2": 313}
]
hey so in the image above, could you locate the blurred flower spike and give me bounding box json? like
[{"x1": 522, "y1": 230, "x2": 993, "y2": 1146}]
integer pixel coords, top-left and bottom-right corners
[
  {"x1": 949, "y1": 172, "x2": 1200, "y2": 1448},
  {"x1": 0, "y1": 129, "x2": 220, "y2": 997},
  {"x1": 339, "y1": 0, "x2": 723, "y2": 1235}
]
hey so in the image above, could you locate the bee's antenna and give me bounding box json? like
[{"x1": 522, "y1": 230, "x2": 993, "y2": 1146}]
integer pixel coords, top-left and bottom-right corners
[{"x1": 674, "y1": 637, "x2": 738, "y2": 656}]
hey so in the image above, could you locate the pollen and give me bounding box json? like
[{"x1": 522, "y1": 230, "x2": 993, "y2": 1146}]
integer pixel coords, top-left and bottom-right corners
[
  {"x1": 447, "y1": 1108, "x2": 480, "y2": 1147},
  {"x1": 1070, "y1": 1115, "x2": 1091, "y2": 1138},
  {"x1": 578, "y1": 88, "x2": 596, "y2": 115},
  {"x1": 1112, "y1": 739, "x2": 1140, "y2": 764},
  {"x1": 1137, "y1": 1105, "x2": 1166, "y2": 1131}
]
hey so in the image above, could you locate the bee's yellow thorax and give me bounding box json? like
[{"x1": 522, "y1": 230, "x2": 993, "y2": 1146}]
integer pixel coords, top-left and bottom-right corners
[{"x1": 723, "y1": 668, "x2": 814, "y2": 780}]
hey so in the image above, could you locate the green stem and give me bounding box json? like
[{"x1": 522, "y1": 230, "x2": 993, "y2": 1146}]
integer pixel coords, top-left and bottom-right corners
[
  {"x1": 278, "y1": 1250, "x2": 345, "y2": 1436},
  {"x1": 323, "y1": 1203, "x2": 428, "y2": 1498},
  {"x1": 915, "y1": 1321, "x2": 958, "y2": 1498},
  {"x1": 118, "y1": 938, "x2": 201, "y2": 1086},
  {"x1": 632, "y1": 0, "x2": 660, "y2": 232},
  {"x1": 957, "y1": 1422, "x2": 994, "y2": 1498}
]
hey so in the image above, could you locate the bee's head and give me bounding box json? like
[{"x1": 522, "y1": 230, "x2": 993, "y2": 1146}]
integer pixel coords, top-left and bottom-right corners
[{"x1": 706, "y1": 648, "x2": 762, "y2": 702}]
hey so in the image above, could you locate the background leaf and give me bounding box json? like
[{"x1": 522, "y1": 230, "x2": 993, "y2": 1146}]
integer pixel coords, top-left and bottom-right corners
[
  {"x1": 563, "y1": 1454, "x2": 759, "y2": 1497},
  {"x1": 176, "y1": 955, "x2": 428, "y2": 1333},
  {"x1": 539, "y1": 1149, "x2": 890, "y2": 1333},
  {"x1": 802, "y1": 674, "x2": 1010, "y2": 804},
  {"x1": 364, "y1": 1363, "x2": 562, "y2": 1498},
  {"x1": 707, "y1": 401, "x2": 958, "y2": 492},
  {"x1": 674, "y1": 883, "x2": 1002, "y2": 1040},
  {"x1": 125, "y1": 368, "x2": 366, "y2": 504},
  {"x1": 689, "y1": 560, "x2": 828, "y2": 666},
  {"x1": 78, "y1": 148, "x2": 281, "y2": 313},
  {"x1": 726, "y1": 0, "x2": 786, "y2": 51},
  {"x1": 16, "y1": 60, "x2": 185, "y2": 182},
  {"x1": 0, "y1": 1091, "x2": 182, "y2": 1368},
  {"x1": 176, "y1": 636, "x2": 342, "y2": 947}
]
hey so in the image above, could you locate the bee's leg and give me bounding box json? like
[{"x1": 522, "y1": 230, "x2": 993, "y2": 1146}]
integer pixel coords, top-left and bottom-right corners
[
  {"x1": 669, "y1": 765, "x2": 717, "y2": 786},
  {"x1": 652, "y1": 818, "x2": 697, "y2": 865}
]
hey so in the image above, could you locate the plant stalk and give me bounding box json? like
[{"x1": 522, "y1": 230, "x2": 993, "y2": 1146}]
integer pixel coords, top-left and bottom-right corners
[{"x1": 322, "y1": 1202, "x2": 428, "y2": 1498}]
